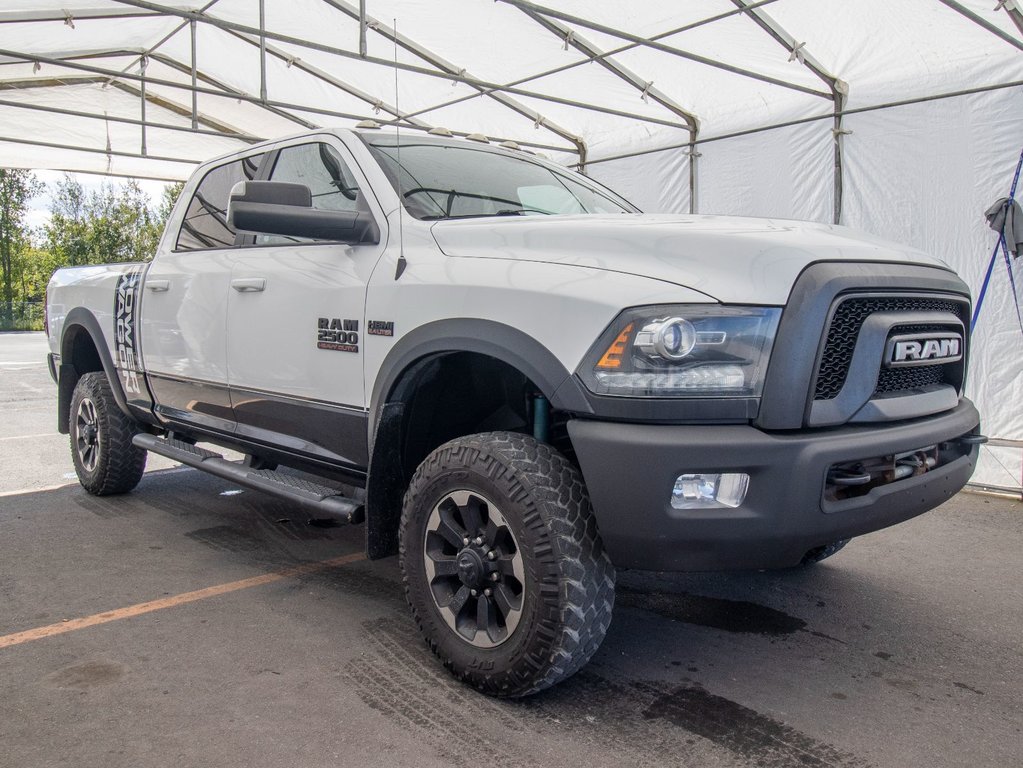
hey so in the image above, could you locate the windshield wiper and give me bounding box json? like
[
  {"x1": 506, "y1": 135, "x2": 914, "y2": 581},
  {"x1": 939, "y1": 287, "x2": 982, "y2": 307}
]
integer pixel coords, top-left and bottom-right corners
[{"x1": 421, "y1": 208, "x2": 554, "y2": 221}]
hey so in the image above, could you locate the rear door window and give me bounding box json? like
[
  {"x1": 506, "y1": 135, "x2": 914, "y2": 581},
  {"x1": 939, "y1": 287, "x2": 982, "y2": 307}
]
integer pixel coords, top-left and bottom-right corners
[{"x1": 175, "y1": 153, "x2": 264, "y2": 251}]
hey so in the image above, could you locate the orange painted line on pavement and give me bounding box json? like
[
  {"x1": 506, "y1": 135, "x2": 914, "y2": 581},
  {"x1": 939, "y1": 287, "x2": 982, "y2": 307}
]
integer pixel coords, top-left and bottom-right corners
[{"x1": 0, "y1": 552, "x2": 365, "y2": 650}]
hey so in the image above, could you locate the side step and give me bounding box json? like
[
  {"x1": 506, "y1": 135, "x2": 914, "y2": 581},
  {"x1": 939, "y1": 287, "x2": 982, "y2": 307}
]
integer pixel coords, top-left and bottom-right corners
[{"x1": 133, "y1": 434, "x2": 365, "y2": 524}]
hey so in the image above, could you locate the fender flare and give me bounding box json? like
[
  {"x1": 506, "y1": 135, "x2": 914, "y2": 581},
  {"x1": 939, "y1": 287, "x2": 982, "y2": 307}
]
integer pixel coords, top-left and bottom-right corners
[
  {"x1": 57, "y1": 307, "x2": 133, "y2": 432},
  {"x1": 368, "y1": 318, "x2": 592, "y2": 439},
  {"x1": 364, "y1": 319, "x2": 592, "y2": 559}
]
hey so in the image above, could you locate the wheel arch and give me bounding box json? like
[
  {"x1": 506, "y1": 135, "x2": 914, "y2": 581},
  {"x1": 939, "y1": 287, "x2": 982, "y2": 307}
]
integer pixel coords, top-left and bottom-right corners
[
  {"x1": 365, "y1": 319, "x2": 591, "y2": 559},
  {"x1": 57, "y1": 308, "x2": 131, "y2": 434}
]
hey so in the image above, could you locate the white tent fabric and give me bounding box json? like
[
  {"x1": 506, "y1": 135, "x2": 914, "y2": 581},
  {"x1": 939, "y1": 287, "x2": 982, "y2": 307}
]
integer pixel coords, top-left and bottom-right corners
[{"x1": 0, "y1": 0, "x2": 1021, "y2": 488}]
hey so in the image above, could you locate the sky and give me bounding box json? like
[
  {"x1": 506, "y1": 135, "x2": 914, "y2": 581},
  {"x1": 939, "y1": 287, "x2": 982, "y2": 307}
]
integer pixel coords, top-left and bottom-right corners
[{"x1": 25, "y1": 170, "x2": 171, "y2": 233}]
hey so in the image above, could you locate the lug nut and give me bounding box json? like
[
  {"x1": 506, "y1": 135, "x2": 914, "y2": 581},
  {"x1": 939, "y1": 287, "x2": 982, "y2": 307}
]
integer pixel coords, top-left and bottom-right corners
[
  {"x1": 474, "y1": 536, "x2": 484, "y2": 546},
  {"x1": 484, "y1": 588, "x2": 492, "y2": 597},
  {"x1": 462, "y1": 537, "x2": 470, "y2": 546},
  {"x1": 470, "y1": 589, "x2": 478, "y2": 597},
  {"x1": 490, "y1": 572, "x2": 499, "y2": 581},
  {"x1": 487, "y1": 550, "x2": 496, "y2": 560}
]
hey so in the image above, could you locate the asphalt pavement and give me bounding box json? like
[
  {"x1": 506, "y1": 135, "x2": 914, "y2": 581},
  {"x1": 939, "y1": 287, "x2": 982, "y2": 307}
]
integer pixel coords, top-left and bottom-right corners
[{"x1": 1, "y1": 332, "x2": 1020, "y2": 768}]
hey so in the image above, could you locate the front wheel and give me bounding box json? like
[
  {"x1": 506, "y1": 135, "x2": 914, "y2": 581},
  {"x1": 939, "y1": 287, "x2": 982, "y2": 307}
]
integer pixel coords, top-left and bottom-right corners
[
  {"x1": 69, "y1": 372, "x2": 147, "y2": 495},
  {"x1": 400, "y1": 432, "x2": 615, "y2": 697}
]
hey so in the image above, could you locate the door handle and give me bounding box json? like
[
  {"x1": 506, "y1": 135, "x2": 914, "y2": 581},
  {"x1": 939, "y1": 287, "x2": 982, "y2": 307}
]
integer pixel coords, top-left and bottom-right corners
[
  {"x1": 146, "y1": 279, "x2": 170, "y2": 292},
  {"x1": 231, "y1": 278, "x2": 266, "y2": 293}
]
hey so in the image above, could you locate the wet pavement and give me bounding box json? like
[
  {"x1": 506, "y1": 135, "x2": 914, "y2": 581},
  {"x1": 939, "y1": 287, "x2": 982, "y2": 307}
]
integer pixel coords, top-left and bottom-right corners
[{"x1": 2, "y1": 332, "x2": 1020, "y2": 768}]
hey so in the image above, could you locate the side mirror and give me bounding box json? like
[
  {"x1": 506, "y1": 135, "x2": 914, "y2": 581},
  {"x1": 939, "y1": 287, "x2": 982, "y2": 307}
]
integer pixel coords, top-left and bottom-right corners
[{"x1": 227, "y1": 180, "x2": 379, "y2": 244}]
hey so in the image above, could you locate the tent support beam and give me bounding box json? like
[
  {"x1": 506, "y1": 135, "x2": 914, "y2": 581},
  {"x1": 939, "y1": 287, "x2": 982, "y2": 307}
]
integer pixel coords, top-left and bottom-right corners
[
  {"x1": 0, "y1": 8, "x2": 157, "y2": 23},
  {"x1": 101, "y1": 0, "x2": 697, "y2": 136},
  {"x1": 0, "y1": 133, "x2": 199, "y2": 166},
  {"x1": 1005, "y1": 4, "x2": 1023, "y2": 38},
  {"x1": 730, "y1": 0, "x2": 846, "y2": 222},
  {"x1": 358, "y1": 0, "x2": 367, "y2": 57},
  {"x1": 935, "y1": 0, "x2": 1023, "y2": 52},
  {"x1": 0, "y1": 49, "x2": 577, "y2": 155},
  {"x1": 0, "y1": 73, "x2": 259, "y2": 140},
  {"x1": 148, "y1": 52, "x2": 318, "y2": 130},
  {"x1": 139, "y1": 57, "x2": 147, "y2": 156},
  {"x1": 258, "y1": 0, "x2": 267, "y2": 102},
  {"x1": 103, "y1": 0, "x2": 687, "y2": 147},
  {"x1": 512, "y1": 7, "x2": 699, "y2": 134},
  {"x1": 190, "y1": 19, "x2": 197, "y2": 129},
  {"x1": 0, "y1": 95, "x2": 262, "y2": 143},
  {"x1": 495, "y1": 0, "x2": 831, "y2": 99},
  {"x1": 223, "y1": 29, "x2": 432, "y2": 129},
  {"x1": 572, "y1": 77, "x2": 1023, "y2": 168},
  {"x1": 384, "y1": 0, "x2": 782, "y2": 124},
  {"x1": 316, "y1": 0, "x2": 589, "y2": 167}
]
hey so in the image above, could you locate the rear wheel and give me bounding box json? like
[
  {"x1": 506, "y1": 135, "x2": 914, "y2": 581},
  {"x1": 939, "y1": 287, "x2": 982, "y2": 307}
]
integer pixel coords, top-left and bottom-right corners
[
  {"x1": 69, "y1": 372, "x2": 147, "y2": 495},
  {"x1": 400, "y1": 431, "x2": 615, "y2": 697}
]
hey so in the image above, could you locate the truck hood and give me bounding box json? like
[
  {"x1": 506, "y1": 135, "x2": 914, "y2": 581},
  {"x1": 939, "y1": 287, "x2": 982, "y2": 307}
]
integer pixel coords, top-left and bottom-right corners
[{"x1": 430, "y1": 214, "x2": 950, "y2": 304}]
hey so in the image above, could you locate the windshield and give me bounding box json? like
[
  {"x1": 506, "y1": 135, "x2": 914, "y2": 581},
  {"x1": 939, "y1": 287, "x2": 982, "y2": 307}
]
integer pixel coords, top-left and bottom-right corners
[{"x1": 363, "y1": 136, "x2": 638, "y2": 220}]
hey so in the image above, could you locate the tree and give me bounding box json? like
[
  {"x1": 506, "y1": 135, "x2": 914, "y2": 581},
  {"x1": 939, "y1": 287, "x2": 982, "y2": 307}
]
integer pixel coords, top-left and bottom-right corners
[
  {"x1": 44, "y1": 175, "x2": 183, "y2": 268},
  {"x1": 0, "y1": 168, "x2": 43, "y2": 326}
]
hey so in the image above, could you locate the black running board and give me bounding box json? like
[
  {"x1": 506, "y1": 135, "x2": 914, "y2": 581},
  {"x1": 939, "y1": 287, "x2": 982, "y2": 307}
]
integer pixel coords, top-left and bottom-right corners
[{"x1": 133, "y1": 434, "x2": 365, "y2": 523}]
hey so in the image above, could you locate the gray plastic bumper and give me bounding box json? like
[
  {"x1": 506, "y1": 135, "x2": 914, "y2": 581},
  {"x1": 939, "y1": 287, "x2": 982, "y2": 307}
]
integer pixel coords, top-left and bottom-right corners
[{"x1": 568, "y1": 400, "x2": 981, "y2": 572}]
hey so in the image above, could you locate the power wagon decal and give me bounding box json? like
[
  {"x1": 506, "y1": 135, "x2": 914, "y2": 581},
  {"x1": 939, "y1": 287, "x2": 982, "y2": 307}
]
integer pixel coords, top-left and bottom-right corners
[{"x1": 113, "y1": 265, "x2": 145, "y2": 394}]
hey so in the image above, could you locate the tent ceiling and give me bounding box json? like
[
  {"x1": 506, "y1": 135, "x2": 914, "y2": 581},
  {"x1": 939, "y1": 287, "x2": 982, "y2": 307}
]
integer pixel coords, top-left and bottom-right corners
[{"x1": 0, "y1": 0, "x2": 1020, "y2": 181}]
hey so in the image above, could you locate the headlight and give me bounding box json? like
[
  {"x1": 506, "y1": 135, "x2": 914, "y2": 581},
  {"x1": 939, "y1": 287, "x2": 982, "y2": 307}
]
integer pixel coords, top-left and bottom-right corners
[{"x1": 580, "y1": 305, "x2": 781, "y2": 398}]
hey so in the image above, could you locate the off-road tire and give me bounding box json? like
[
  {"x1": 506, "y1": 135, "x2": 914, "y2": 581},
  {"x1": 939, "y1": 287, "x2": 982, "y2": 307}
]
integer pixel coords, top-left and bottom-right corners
[
  {"x1": 800, "y1": 538, "x2": 850, "y2": 566},
  {"x1": 400, "y1": 431, "x2": 616, "y2": 697},
  {"x1": 69, "y1": 372, "x2": 147, "y2": 495}
]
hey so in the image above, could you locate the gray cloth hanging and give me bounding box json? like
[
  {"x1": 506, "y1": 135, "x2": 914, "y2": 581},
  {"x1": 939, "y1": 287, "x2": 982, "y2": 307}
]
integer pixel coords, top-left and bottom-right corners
[{"x1": 985, "y1": 197, "x2": 1023, "y2": 256}]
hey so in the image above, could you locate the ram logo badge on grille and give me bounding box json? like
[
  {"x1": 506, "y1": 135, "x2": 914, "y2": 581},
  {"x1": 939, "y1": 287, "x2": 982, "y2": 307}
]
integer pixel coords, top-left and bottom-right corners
[{"x1": 885, "y1": 332, "x2": 963, "y2": 367}]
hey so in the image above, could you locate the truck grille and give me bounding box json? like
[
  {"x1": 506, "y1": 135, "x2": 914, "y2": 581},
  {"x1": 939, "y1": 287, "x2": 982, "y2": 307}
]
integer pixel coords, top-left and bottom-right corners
[{"x1": 814, "y1": 296, "x2": 966, "y2": 401}]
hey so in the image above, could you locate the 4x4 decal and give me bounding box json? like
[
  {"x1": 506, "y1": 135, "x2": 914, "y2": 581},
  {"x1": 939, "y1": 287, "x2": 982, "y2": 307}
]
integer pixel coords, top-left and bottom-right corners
[{"x1": 318, "y1": 317, "x2": 359, "y2": 353}]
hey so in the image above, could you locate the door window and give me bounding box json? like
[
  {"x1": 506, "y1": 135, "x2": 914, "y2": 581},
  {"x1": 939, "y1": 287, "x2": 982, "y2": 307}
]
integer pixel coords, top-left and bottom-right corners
[
  {"x1": 175, "y1": 154, "x2": 264, "y2": 251},
  {"x1": 255, "y1": 142, "x2": 362, "y2": 245}
]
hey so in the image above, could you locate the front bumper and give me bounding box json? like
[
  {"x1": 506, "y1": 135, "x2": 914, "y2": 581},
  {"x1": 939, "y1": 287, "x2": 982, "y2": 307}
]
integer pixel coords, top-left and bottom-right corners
[{"x1": 568, "y1": 400, "x2": 980, "y2": 571}]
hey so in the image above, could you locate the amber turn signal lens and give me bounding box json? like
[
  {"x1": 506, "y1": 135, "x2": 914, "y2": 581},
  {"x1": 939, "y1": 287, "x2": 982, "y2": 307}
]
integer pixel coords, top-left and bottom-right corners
[{"x1": 596, "y1": 322, "x2": 634, "y2": 369}]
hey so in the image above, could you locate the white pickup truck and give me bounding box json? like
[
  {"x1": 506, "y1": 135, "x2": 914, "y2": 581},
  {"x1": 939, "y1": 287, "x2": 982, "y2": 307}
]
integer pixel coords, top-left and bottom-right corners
[{"x1": 46, "y1": 127, "x2": 983, "y2": 696}]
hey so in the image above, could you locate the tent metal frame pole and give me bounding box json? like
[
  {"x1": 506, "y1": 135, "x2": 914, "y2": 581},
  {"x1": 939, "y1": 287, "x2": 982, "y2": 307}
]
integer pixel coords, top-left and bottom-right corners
[
  {"x1": 510, "y1": 4, "x2": 698, "y2": 203},
  {"x1": 0, "y1": 49, "x2": 577, "y2": 155},
  {"x1": 512, "y1": 7, "x2": 699, "y2": 134},
  {"x1": 0, "y1": 133, "x2": 200, "y2": 166},
  {"x1": 316, "y1": 0, "x2": 589, "y2": 166},
  {"x1": 148, "y1": 50, "x2": 574, "y2": 152},
  {"x1": 148, "y1": 52, "x2": 318, "y2": 129},
  {"x1": 1005, "y1": 3, "x2": 1023, "y2": 38},
  {"x1": 0, "y1": 8, "x2": 155, "y2": 23},
  {"x1": 223, "y1": 29, "x2": 432, "y2": 128},
  {"x1": 571, "y1": 78, "x2": 1023, "y2": 169},
  {"x1": 190, "y1": 19, "x2": 198, "y2": 129},
  {"x1": 0, "y1": 96, "x2": 262, "y2": 142},
  {"x1": 258, "y1": 0, "x2": 267, "y2": 102},
  {"x1": 104, "y1": 0, "x2": 685, "y2": 138},
  {"x1": 730, "y1": 0, "x2": 846, "y2": 222},
  {"x1": 139, "y1": 57, "x2": 147, "y2": 156},
  {"x1": 398, "y1": 0, "x2": 782, "y2": 123},
  {"x1": 358, "y1": 0, "x2": 367, "y2": 57},
  {"x1": 2, "y1": 64, "x2": 261, "y2": 139},
  {"x1": 495, "y1": 0, "x2": 831, "y2": 99},
  {"x1": 935, "y1": 0, "x2": 1023, "y2": 51}
]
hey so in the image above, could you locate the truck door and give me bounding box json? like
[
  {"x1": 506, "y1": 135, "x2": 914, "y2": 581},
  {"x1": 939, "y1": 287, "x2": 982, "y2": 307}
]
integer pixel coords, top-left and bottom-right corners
[
  {"x1": 226, "y1": 137, "x2": 386, "y2": 471},
  {"x1": 140, "y1": 152, "x2": 266, "y2": 433}
]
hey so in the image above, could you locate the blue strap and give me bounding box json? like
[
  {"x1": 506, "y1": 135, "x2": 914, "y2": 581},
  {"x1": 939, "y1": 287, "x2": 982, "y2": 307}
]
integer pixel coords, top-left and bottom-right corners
[{"x1": 972, "y1": 146, "x2": 1023, "y2": 332}]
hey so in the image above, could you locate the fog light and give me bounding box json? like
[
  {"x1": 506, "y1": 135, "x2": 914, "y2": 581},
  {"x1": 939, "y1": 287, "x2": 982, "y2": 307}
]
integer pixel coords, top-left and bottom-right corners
[{"x1": 671, "y1": 473, "x2": 749, "y2": 509}]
